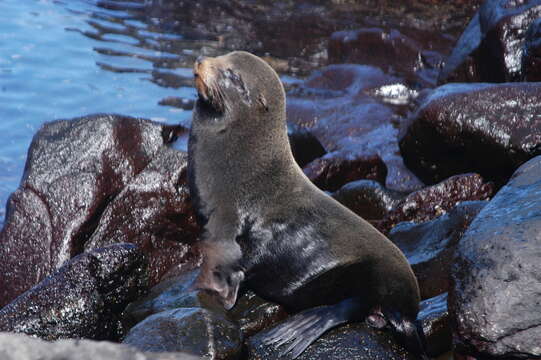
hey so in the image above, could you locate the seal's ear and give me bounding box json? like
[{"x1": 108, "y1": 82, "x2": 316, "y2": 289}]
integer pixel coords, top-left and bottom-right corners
[{"x1": 258, "y1": 94, "x2": 269, "y2": 112}]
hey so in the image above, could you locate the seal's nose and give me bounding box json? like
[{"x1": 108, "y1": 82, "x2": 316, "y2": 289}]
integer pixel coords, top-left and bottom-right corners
[{"x1": 194, "y1": 56, "x2": 207, "y2": 76}]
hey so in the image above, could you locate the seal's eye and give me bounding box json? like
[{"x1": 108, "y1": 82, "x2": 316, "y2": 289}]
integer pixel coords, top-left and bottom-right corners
[{"x1": 223, "y1": 69, "x2": 251, "y2": 105}]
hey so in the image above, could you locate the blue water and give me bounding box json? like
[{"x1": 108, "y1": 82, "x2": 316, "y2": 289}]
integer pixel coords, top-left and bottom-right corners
[{"x1": 0, "y1": 0, "x2": 214, "y2": 222}]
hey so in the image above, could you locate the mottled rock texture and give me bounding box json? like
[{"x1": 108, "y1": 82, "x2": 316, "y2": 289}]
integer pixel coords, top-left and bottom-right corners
[{"x1": 450, "y1": 156, "x2": 541, "y2": 359}]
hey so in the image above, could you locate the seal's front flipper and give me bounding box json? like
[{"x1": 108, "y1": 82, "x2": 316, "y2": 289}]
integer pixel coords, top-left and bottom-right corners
[{"x1": 261, "y1": 298, "x2": 362, "y2": 359}]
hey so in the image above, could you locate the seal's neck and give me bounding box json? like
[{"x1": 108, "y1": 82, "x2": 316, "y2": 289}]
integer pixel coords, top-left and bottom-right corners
[{"x1": 188, "y1": 109, "x2": 300, "y2": 223}]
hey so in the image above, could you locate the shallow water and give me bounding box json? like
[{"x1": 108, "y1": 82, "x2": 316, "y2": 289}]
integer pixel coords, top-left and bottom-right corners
[{"x1": 0, "y1": 0, "x2": 219, "y2": 221}]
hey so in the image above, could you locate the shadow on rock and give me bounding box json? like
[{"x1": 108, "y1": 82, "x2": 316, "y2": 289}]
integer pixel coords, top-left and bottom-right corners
[
  {"x1": 389, "y1": 201, "x2": 487, "y2": 299},
  {"x1": 419, "y1": 293, "x2": 451, "y2": 358}
]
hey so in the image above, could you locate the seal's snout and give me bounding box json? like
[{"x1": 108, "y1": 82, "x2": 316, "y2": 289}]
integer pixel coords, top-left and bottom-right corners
[{"x1": 194, "y1": 56, "x2": 210, "y2": 101}]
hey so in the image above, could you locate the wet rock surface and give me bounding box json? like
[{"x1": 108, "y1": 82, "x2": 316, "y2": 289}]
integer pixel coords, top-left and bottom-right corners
[
  {"x1": 439, "y1": 0, "x2": 541, "y2": 83},
  {"x1": 399, "y1": 83, "x2": 541, "y2": 186},
  {"x1": 0, "y1": 244, "x2": 147, "y2": 341},
  {"x1": 247, "y1": 321, "x2": 417, "y2": 360},
  {"x1": 123, "y1": 307, "x2": 243, "y2": 360},
  {"x1": 328, "y1": 27, "x2": 453, "y2": 86},
  {"x1": 228, "y1": 291, "x2": 288, "y2": 338},
  {"x1": 389, "y1": 201, "x2": 487, "y2": 299},
  {"x1": 0, "y1": 332, "x2": 198, "y2": 360},
  {"x1": 288, "y1": 64, "x2": 425, "y2": 193},
  {"x1": 122, "y1": 270, "x2": 219, "y2": 330},
  {"x1": 304, "y1": 153, "x2": 388, "y2": 192},
  {"x1": 332, "y1": 180, "x2": 405, "y2": 222},
  {"x1": 419, "y1": 293, "x2": 451, "y2": 357},
  {"x1": 378, "y1": 174, "x2": 493, "y2": 234},
  {"x1": 84, "y1": 147, "x2": 200, "y2": 287},
  {"x1": 450, "y1": 156, "x2": 541, "y2": 359},
  {"x1": 287, "y1": 123, "x2": 327, "y2": 168},
  {"x1": 522, "y1": 18, "x2": 541, "y2": 81},
  {"x1": 0, "y1": 114, "x2": 199, "y2": 308}
]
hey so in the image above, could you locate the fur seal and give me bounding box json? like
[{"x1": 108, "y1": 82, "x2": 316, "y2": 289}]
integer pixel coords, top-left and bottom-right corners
[{"x1": 188, "y1": 51, "x2": 427, "y2": 359}]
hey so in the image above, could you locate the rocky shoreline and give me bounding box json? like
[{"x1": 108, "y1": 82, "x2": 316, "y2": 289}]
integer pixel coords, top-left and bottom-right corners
[{"x1": 1, "y1": 0, "x2": 541, "y2": 359}]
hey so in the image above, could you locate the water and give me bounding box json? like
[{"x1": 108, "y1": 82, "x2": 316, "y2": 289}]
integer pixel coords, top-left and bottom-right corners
[{"x1": 0, "y1": 0, "x2": 222, "y2": 220}]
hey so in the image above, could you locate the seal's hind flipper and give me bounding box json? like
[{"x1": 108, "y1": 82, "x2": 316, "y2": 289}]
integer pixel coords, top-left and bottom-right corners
[{"x1": 261, "y1": 298, "x2": 362, "y2": 359}]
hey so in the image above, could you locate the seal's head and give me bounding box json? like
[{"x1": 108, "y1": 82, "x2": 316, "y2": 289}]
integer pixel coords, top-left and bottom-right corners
[{"x1": 192, "y1": 51, "x2": 285, "y2": 128}]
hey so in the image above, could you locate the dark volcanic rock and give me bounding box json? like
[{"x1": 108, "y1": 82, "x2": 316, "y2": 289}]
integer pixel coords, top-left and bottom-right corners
[
  {"x1": 123, "y1": 307, "x2": 242, "y2": 360},
  {"x1": 440, "y1": 0, "x2": 541, "y2": 83},
  {"x1": 287, "y1": 64, "x2": 424, "y2": 192},
  {"x1": 329, "y1": 28, "x2": 422, "y2": 74},
  {"x1": 84, "y1": 147, "x2": 200, "y2": 286},
  {"x1": 0, "y1": 114, "x2": 198, "y2": 308},
  {"x1": 247, "y1": 322, "x2": 417, "y2": 360},
  {"x1": 229, "y1": 290, "x2": 288, "y2": 338},
  {"x1": 0, "y1": 332, "x2": 198, "y2": 360},
  {"x1": 332, "y1": 180, "x2": 405, "y2": 221},
  {"x1": 304, "y1": 153, "x2": 387, "y2": 192},
  {"x1": 399, "y1": 83, "x2": 541, "y2": 186},
  {"x1": 450, "y1": 156, "x2": 541, "y2": 359},
  {"x1": 287, "y1": 123, "x2": 327, "y2": 168},
  {"x1": 379, "y1": 174, "x2": 493, "y2": 234},
  {"x1": 389, "y1": 201, "x2": 487, "y2": 299},
  {"x1": 418, "y1": 293, "x2": 451, "y2": 357},
  {"x1": 122, "y1": 269, "x2": 220, "y2": 330},
  {"x1": 478, "y1": 0, "x2": 541, "y2": 82},
  {"x1": 124, "y1": 268, "x2": 286, "y2": 339},
  {"x1": 130, "y1": 0, "x2": 478, "y2": 78},
  {"x1": 438, "y1": 12, "x2": 483, "y2": 83},
  {"x1": 328, "y1": 27, "x2": 452, "y2": 86},
  {"x1": 522, "y1": 18, "x2": 541, "y2": 81},
  {"x1": 0, "y1": 244, "x2": 148, "y2": 341}
]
